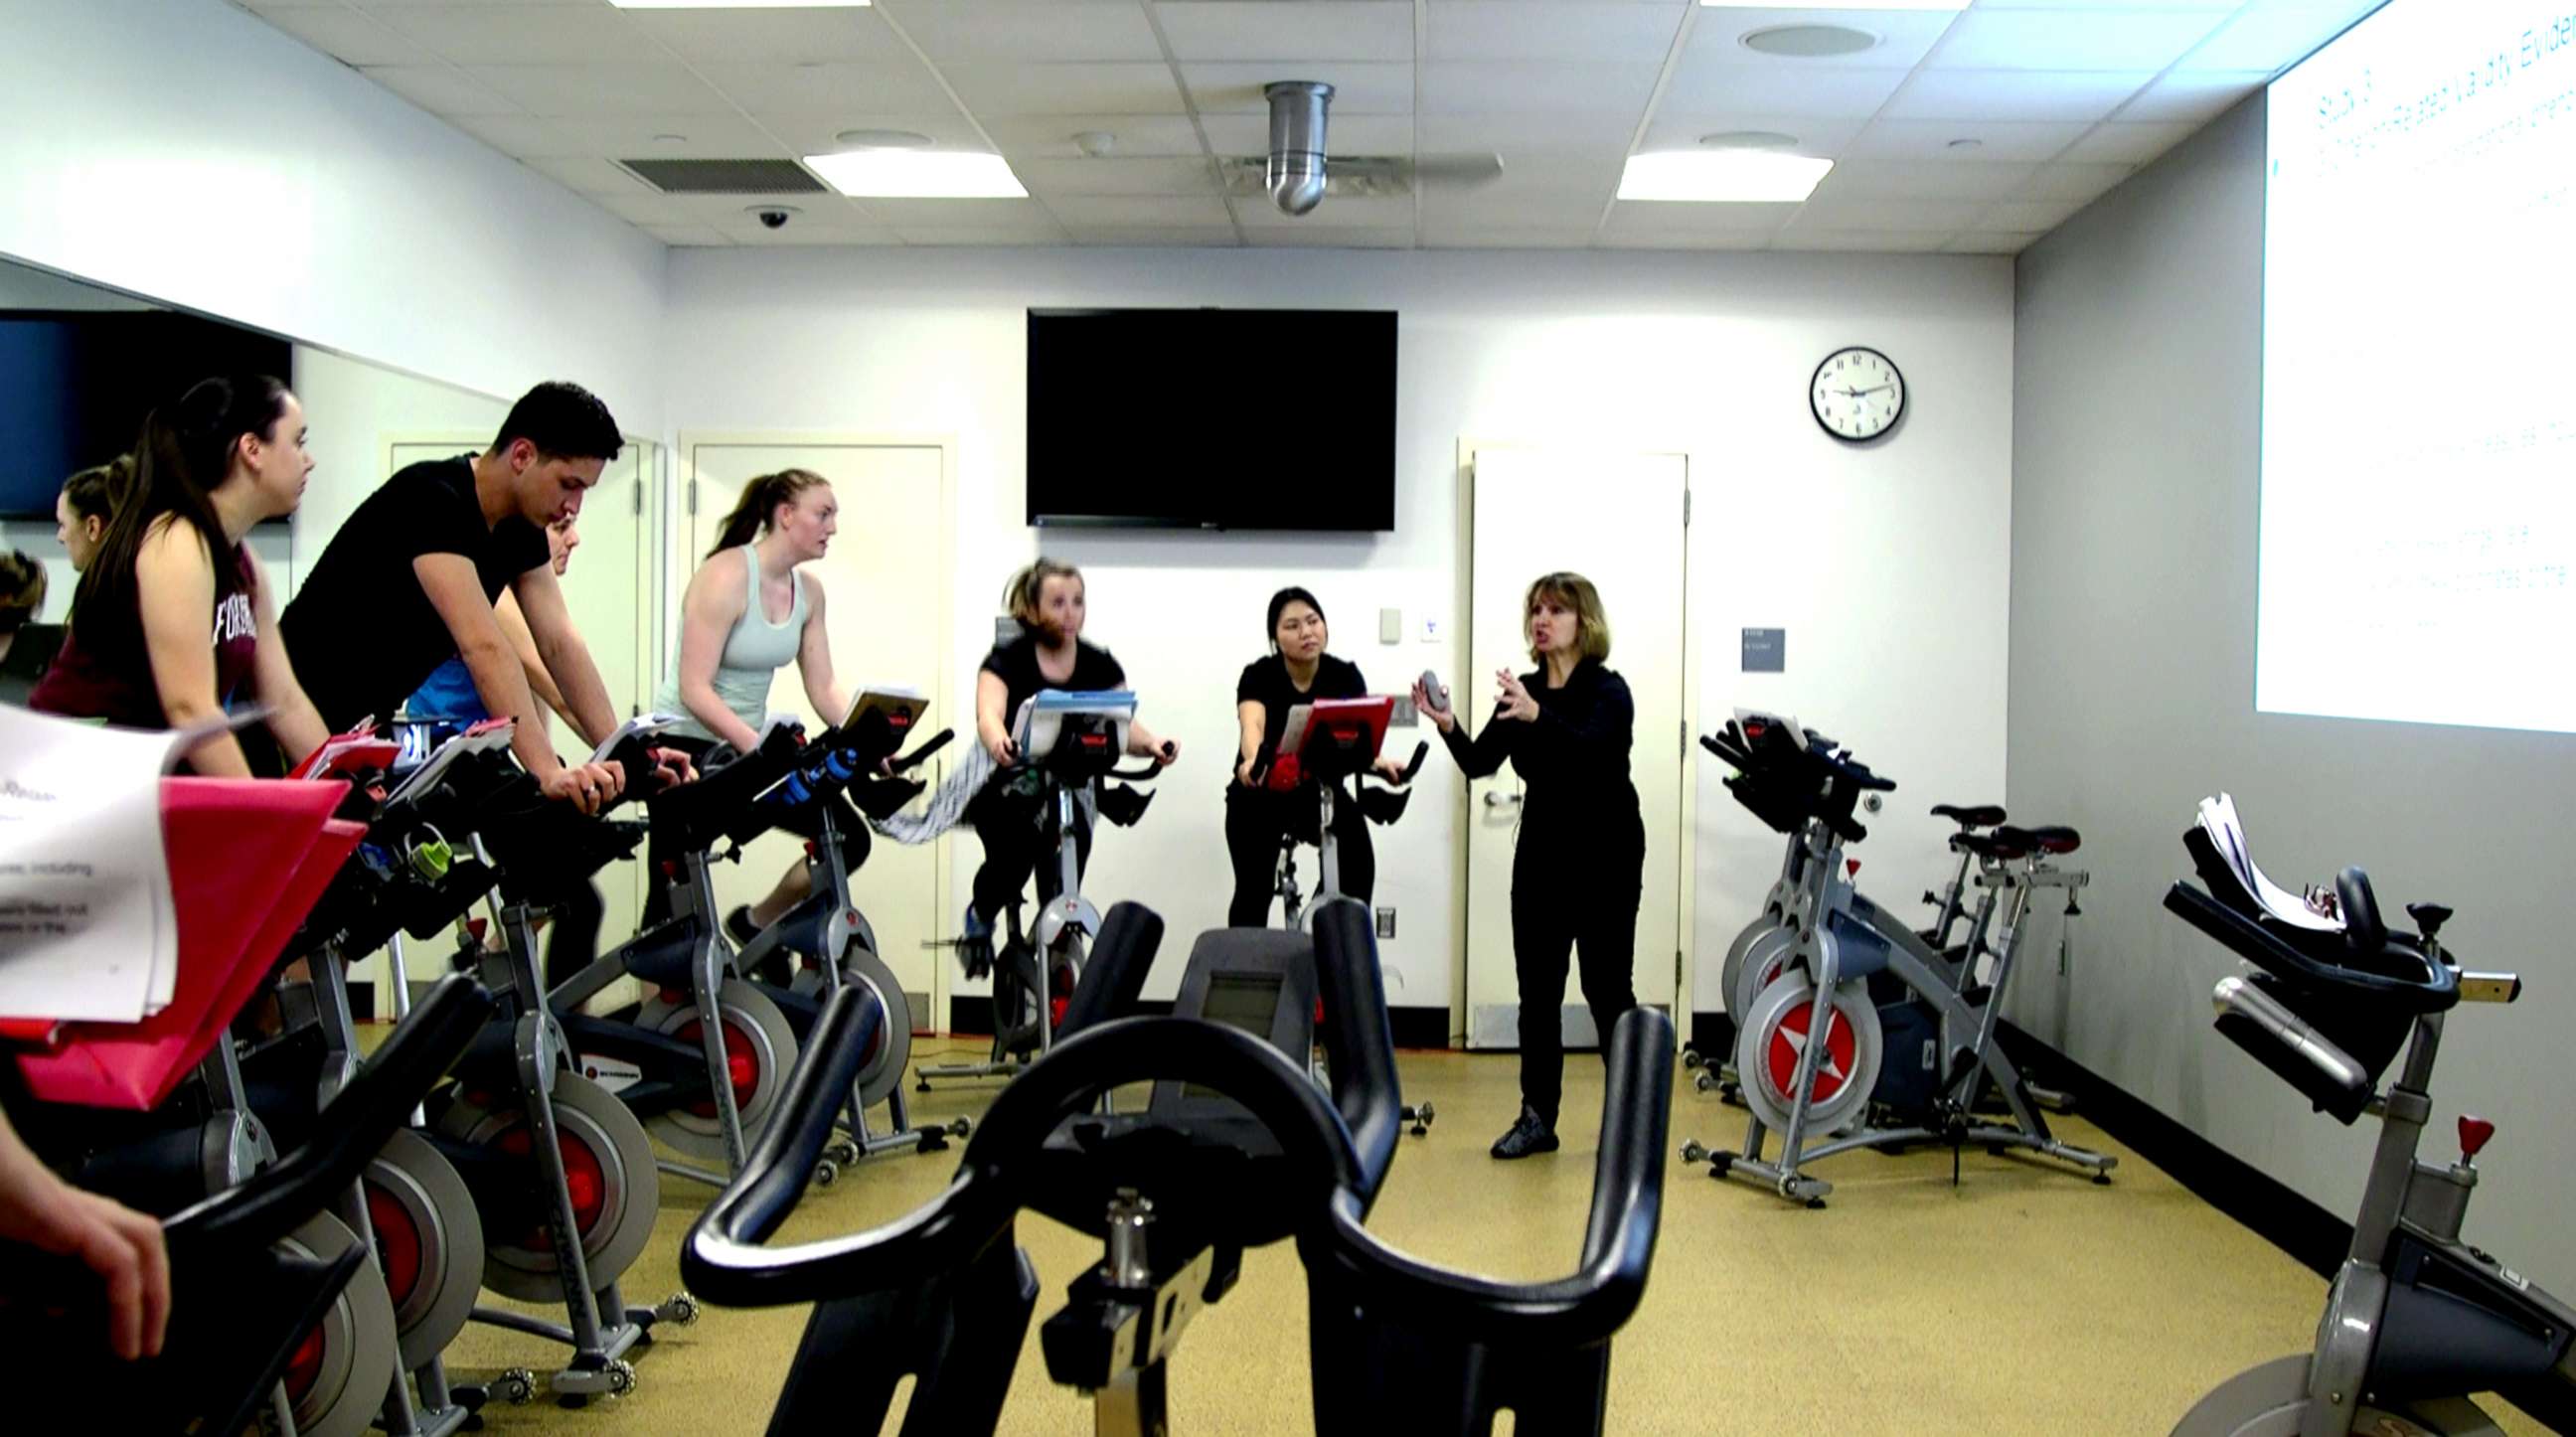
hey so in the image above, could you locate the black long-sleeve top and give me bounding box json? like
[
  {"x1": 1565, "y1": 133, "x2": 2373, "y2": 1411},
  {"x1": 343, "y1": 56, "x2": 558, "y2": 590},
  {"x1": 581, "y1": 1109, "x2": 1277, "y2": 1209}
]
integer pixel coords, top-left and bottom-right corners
[{"x1": 1439, "y1": 657, "x2": 1645, "y2": 850}]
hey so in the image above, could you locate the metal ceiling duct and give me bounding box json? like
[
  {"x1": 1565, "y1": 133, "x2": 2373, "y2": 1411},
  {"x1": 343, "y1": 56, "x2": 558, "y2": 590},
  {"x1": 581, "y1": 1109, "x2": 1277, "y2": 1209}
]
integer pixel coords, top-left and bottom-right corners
[{"x1": 1263, "y1": 80, "x2": 1333, "y2": 217}]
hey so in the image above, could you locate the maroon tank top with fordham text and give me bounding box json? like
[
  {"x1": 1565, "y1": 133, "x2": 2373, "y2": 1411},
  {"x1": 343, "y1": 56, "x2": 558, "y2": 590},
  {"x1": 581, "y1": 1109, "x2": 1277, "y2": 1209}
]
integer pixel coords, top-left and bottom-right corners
[{"x1": 30, "y1": 544, "x2": 261, "y2": 729}]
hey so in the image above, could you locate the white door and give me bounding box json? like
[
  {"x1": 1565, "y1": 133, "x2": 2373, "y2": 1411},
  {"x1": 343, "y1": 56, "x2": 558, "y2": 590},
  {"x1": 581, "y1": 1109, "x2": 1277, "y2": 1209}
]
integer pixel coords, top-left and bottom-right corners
[
  {"x1": 1462, "y1": 445, "x2": 1688, "y2": 1049},
  {"x1": 682, "y1": 440, "x2": 949, "y2": 1027}
]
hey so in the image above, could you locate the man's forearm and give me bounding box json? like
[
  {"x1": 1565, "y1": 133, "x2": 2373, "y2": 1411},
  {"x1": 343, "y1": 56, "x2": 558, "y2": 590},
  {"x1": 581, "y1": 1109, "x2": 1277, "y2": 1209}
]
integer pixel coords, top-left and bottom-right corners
[{"x1": 537, "y1": 630, "x2": 620, "y2": 748}]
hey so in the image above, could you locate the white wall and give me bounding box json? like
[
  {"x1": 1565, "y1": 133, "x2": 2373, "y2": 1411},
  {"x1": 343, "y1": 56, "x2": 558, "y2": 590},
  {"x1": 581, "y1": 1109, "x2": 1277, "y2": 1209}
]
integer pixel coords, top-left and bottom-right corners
[
  {"x1": 286, "y1": 347, "x2": 507, "y2": 596},
  {"x1": 2012, "y1": 94, "x2": 2576, "y2": 1291},
  {"x1": 0, "y1": 0, "x2": 665, "y2": 433},
  {"x1": 661, "y1": 246, "x2": 2017, "y2": 1015}
]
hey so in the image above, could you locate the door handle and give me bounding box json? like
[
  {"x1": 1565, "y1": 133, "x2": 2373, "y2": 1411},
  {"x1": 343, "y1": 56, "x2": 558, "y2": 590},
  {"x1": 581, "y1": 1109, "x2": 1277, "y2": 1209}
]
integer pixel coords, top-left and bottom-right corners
[{"x1": 1482, "y1": 791, "x2": 1523, "y2": 810}]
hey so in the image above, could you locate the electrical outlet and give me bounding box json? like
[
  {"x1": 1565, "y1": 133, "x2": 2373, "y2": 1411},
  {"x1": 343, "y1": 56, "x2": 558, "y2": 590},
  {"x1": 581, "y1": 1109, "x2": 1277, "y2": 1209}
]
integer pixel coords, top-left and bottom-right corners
[{"x1": 1375, "y1": 906, "x2": 1396, "y2": 939}]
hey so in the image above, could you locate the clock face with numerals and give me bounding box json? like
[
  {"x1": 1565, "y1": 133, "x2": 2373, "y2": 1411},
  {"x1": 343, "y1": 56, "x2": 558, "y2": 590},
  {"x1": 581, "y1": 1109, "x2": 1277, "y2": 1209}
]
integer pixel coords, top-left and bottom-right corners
[{"x1": 1811, "y1": 347, "x2": 1905, "y2": 442}]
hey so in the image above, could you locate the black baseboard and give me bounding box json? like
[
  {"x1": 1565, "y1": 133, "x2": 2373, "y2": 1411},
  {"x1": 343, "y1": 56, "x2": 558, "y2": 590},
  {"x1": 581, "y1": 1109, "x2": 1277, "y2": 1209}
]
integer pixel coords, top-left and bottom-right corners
[
  {"x1": 1997, "y1": 1023, "x2": 2350, "y2": 1279},
  {"x1": 945, "y1": 998, "x2": 1452, "y2": 1051},
  {"x1": 1687, "y1": 1011, "x2": 1735, "y2": 1059}
]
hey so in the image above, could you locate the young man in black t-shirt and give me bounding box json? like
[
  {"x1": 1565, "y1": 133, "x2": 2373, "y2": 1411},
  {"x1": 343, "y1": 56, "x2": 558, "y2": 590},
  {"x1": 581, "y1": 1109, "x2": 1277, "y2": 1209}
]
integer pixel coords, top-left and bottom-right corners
[{"x1": 280, "y1": 382, "x2": 647, "y2": 814}]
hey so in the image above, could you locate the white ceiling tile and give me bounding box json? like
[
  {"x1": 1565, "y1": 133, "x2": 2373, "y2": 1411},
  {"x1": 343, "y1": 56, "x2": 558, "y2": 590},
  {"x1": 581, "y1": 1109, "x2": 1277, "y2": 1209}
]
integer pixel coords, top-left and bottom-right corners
[
  {"x1": 698, "y1": 61, "x2": 956, "y2": 114},
  {"x1": 1595, "y1": 229, "x2": 1774, "y2": 250},
  {"x1": 1418, "y1": 110, "x2": 1640, "y2": 158},
  {"x1": 1420, "y1": 225, "x2": 1600, "y2": 249},
  {"x1": 1244, "y1": 225, "x2": 1417, "y2": 248},
  {"x1": 1201, "y1": 111, "x2": 1417, "y2": 157},
  {"x1": 1601, "y1": 200, "x2": 1797, "y2": 232},
  {"x1": 1843, "y1": 118, "x2": 2088, "y2": 162},
  {"x1": 1426, "y1": 2, "x2": 1685, "y2": 64},
  {"x1": 1184, "y1": 62, "x2": 1414, "y2": 114},
  {"x1": 359, "y1": 65, "x2": 522, "y2": 115},
  {"x1": 520, "y1": 155, "x2": 658, "y2": 196},
  {"x1": 1943, "y1": 231, "x2": 2042, "y2": 254},
  {"x1": 1419, "y1": 193, "x2": 1611, "y2": 230},
  {"x1": 547, "y1": 113, "x2": 793, "y2": 158},
  {"x1": 1880, "y1": 69, "x2": 2155, "y2": 122},
  {"x1": 1980, "y1": 197, "x2": 2089, "y2": 231},
  {"x1": 1786, "y1": 195, "x2": 1989, "y2": 231},
  {"x1": 877, "y1": 1, "x2": 1163, "y2": 62},
  {"x1": 369, "y1": 4, "x2": 666, "y2": 65},
  {"x1": 1229, "y1": 194, "x2": 1417, "y2": 228},
  {"x1": 2020, "y1": 160, "x2": 2134, "y2": 200},
  {"x1": 643, "y1": 225, "x2": 730, "y2": 247},
  {"x1": 1639, "y1": 112, "x2": 1865, "y2": 155},
  {"x1": 1157, "y1": 2, "x2": 1415, "y2": 62},
  {"x1": 2116, "y1": 70, "x2": 2267, "y2": 122},
  {"x1": 1041, "y1": 194, "x2": 1234, "y2": 226},
  {"x1": 1686, "y1": 6, "x2": 1964, "y2": 70},
  {"x1": 622, "y1": 7, "x2": 904, "y2": 64},
  {"x1": 592, "y1": 192, "x2": 710, "y2": 228},
  {"x1": 893, "y1": 225, "x2": 1074, "y2": 245},
  {"x1": 444, "y1": 113, "x2": 578, "y2": 154},
  {"x1": 1014, "y1": 157, "x2": 1222, "y2": 195},
  {"x1": 1926, "y1": 9, "x2": 2233, "y2": 73},
  {"x1": 983, "y1": 114, "x2": 1209, "y2": 159},
  {"x1": 1419, "y1": 61, "x2": 1663, "y2": 113},
  {"x1": 1064, "y1": 226, "x2": 1245, "y2": 247},
  {"x1": 464, "y1": 64, "x2": 735, "y2": 117},
  {"x1": 1777, "y1": 231, "x2": 1956, "y2": 252},
  {"x1": 2177, "y1": 5, "x2": 2366, "y2": 73},
  {"x1": 940, "y1": 63, "x2": 1189, "y2": 116},
  {"x1": 2056, "y1": 119, "x2": 2197, "y2": 164},
  {"x1": 1952, "y1": 0, "x2": 2235, "y2": 10},
  {"x1": 345, "y1": 0, "x2": 596, "y2": 7},
  {"x1": 249, "y1": 5, "x2": 424, "y2": 66},
  {"x1": 1810, "y1": 158, "x2": 2040, "y2": 201},
  {"x1": 759, "y1": 112, "x2": 991, "y2": 156},
  {"x1": 714, "y1": 225, "x2": 906, "y2": 246},
  {"x1": 865, "y1": 197, "x2": 1063, "y2": 228},
  {"x1": 1659, "y1": 63, "x2": 1912, "y2": 117}
]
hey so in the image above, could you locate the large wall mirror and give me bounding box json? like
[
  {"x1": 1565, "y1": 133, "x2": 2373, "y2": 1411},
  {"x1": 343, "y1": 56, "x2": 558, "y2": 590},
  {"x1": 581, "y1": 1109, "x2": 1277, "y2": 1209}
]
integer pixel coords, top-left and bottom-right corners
[{"x1": 1, "y1": 253, "x2": 667, "y2": 996}]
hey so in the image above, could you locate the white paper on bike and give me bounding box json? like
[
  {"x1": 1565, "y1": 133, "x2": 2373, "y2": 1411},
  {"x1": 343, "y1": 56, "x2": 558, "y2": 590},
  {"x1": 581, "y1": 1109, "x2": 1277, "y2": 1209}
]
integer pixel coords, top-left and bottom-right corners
[
  {"x1": 588, "y1": 712, "x2": 680, "y2": 766},
  {"x1": 0, "y1": 705, "x2": 200, "y2": 1022},
  {"x1": 2258, "y1": 0, "x2": 2576, "y2": 731}
]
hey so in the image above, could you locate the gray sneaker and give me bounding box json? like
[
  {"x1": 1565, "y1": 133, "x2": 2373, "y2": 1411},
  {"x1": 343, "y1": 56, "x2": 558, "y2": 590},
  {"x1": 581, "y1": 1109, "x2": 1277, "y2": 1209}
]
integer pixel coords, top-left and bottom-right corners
[{"x1": 1489, "y1": 1106, "x2": 1559, "y2": 1160}]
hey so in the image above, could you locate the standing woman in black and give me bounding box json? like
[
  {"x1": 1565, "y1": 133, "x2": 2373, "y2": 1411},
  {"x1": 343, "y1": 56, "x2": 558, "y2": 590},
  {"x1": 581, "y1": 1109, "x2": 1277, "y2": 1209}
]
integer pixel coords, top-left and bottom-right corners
[
  {"x1": 1412, "y1": 572, "x2": 1643, "y2": 1159},
  {"x1": 1224, "y1": 587, "x2": 1406, "y2": 926}
]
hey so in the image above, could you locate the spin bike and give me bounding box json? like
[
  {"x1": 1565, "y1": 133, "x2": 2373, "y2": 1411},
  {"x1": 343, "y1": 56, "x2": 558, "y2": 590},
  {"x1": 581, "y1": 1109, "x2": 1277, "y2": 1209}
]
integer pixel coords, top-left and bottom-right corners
[
  {"x1": 2166, "y1": 794, "x2": 2574, "y2": 1436},
  {"x1": 685, "y1": 897, "x2": 1674, "y2": 1436},
  {"x1": 917, "y1": 689, "x2": 1166, "y2": 1089},
  {"x1": 1681, "y1": 713, "x2": 2114, "y2": 1205},
  {"x1": 1253, "y1": 694, "x2": 1436, "y2": 1136}
]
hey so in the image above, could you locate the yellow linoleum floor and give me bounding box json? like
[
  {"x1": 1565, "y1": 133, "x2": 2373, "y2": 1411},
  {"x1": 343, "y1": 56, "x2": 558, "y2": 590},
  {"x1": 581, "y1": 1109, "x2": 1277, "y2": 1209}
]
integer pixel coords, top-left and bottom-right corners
[{"x1": 436, "y1": 1038, "x2": 2547, "y2": 1435}]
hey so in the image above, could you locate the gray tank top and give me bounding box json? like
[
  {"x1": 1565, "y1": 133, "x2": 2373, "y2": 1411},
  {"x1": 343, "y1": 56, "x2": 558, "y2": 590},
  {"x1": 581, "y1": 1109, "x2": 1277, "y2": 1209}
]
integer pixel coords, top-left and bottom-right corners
[{"x1": 656, "y1": 546, "x2": 808, "y2": 743}]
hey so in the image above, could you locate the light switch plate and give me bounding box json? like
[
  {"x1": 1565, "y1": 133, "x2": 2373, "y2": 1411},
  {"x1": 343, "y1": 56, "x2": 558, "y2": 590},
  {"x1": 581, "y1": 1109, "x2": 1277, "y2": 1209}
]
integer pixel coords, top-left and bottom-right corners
[{"x1": 1378, "y1": 607, "x2": 1401, "y2": 644}]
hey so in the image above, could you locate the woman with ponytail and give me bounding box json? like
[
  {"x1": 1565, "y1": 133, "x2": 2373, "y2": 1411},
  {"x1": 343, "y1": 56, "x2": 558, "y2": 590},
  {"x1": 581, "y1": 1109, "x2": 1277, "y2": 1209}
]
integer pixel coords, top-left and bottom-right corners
[
  {"x1": 651, "y1": 468, "x2": 856, "y2": 941},
  {"x1": 31, "y1": 376, "x2": 326, "y2": 775}
]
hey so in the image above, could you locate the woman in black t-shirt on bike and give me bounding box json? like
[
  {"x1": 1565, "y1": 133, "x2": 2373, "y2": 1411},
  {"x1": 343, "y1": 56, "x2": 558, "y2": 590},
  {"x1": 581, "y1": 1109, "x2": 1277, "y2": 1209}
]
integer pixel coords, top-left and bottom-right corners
[
  {"x1": 1224, "y1": 586, "x2": 1406, "y2": 926},
  {"x1": 959, "y1": 559, "x2": 1178, "y2": 960}
]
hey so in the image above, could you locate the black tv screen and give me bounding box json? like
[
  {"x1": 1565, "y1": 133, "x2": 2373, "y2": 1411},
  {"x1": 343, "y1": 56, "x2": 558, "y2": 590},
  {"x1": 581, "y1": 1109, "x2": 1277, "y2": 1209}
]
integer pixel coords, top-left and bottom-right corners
[
  {"x1": 0, "y1": 309, "x2": 294, "y2": 521},
  {"x1": 1027, "y1": 308, "x2": 1396, "y2": 532}
]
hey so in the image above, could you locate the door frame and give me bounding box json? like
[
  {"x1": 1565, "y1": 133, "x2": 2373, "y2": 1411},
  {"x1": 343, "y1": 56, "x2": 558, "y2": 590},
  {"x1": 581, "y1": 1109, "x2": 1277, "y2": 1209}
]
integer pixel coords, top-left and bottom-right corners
[
  {"x1": 1449, "y1": 437, "x2": 1701, "y2": 1045},
  {"x1": 673, "y1": 430, "x2": 960, "y2": 1021}
]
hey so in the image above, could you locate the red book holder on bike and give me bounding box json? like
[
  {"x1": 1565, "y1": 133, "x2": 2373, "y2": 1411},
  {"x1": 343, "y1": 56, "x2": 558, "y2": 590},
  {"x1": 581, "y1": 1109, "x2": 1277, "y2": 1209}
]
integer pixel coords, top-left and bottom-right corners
[
  {"x1": 7, "y1": 778, "x2": 359, "y2": 1110},
  {"x1": 1262, "y1": 697, "x2": 1393, "y2": 793}
]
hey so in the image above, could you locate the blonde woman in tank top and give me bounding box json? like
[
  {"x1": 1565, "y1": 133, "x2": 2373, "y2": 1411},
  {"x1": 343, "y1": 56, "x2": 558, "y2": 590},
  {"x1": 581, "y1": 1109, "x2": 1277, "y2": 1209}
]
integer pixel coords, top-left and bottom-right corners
[{"x1": 654, "y1": 468, "x2": 852, "y2": 941}]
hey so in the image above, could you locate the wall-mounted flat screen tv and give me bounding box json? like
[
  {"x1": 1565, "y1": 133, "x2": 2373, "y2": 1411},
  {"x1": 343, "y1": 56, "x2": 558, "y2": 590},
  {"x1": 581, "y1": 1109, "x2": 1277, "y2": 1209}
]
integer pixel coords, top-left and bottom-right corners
[{"x1": 1027, "y1": 307, "x2": 1396, "y2": 532}]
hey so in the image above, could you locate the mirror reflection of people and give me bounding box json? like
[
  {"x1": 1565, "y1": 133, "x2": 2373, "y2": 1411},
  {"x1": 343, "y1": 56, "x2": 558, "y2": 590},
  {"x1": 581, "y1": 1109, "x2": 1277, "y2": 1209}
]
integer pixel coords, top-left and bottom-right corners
[
  {"x1": 1413, "y1": 572, "x2": 1642, "y2": 1161},
  {"x1": 30, "y1": 375, "x2": 329, "y2": 776},
  {"x1": 1224, "y1": 586, "x2": 1402, "y2": 926},
  {"x1": 0, "y1": 551, "x2": 44, "y2": 671},
  {"x1": 55, "y1": 455, "x2": 134, "y2": 573}
]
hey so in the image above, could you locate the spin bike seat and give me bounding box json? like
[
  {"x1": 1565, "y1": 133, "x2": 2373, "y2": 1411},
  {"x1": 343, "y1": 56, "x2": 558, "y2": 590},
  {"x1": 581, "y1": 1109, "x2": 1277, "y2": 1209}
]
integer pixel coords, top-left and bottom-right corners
[{"x1": 1931, "y1": 803, "x2": 2007, "y2": 828}]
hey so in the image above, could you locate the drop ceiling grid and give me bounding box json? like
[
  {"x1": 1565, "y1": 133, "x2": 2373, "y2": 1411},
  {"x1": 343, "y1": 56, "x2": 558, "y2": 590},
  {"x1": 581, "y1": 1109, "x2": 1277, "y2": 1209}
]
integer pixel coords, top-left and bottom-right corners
[{"x1": 226, "y1": 0, "x2": 2386, "y2": 252}]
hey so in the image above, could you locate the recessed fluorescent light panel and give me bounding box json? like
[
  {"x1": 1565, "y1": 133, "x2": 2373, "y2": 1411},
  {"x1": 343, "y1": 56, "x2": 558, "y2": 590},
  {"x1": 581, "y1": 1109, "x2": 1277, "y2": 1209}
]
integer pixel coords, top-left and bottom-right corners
[
  {"x1": 1701, "y1": 0, "x2": 1961, "y2": 9},
  {"x1": 1619, "y1": 151, "x2": 1833, "y2": 203},
  {"x1": 610, "y1": 1, "x2": 870, "y2": 9},
  {"x1": 803, "y1": 149, "x2": 1027, "y2": 199}
]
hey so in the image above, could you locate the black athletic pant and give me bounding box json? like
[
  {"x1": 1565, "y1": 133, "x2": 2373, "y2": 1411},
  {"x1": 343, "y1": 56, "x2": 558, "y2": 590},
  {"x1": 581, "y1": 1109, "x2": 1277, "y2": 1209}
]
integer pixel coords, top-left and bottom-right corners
[
  {"x1": 1222, "y1": 784, "x2": 1374, "y2": 927},
  {"x1": 1511, "y1": 846, "x2": 1642, "y2": 1129},
  {"x1": 966, "y1": 779, "x2": 1090, "y2": 928}
]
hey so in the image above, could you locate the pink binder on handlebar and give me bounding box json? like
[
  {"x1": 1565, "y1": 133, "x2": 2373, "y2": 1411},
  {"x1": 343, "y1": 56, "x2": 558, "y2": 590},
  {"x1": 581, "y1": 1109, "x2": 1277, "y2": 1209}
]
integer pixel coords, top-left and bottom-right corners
[{"x1": 8, "y1": 778, "x2": 360, "y2": 1110}]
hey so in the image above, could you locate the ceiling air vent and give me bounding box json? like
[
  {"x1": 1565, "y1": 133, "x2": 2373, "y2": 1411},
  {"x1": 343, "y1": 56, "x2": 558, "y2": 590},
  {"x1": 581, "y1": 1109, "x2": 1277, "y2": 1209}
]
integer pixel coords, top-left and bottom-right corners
[{"x1": 617, "y1": 158, "x2": 825, "y2": 195}]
